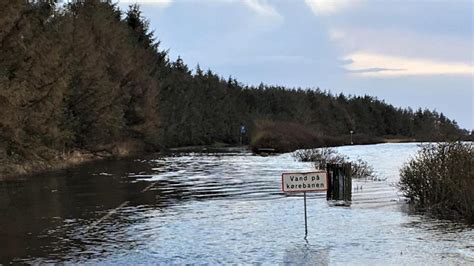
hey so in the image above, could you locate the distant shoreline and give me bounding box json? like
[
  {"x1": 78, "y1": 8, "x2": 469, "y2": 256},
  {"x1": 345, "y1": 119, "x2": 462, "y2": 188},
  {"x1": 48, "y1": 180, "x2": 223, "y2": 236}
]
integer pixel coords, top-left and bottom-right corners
[
  {"x1": 3, "y1": 136, "x2": 472, "y2": 180},
  {"x1": 382, "y1": 137, "x2": 418, "y2": 143}
]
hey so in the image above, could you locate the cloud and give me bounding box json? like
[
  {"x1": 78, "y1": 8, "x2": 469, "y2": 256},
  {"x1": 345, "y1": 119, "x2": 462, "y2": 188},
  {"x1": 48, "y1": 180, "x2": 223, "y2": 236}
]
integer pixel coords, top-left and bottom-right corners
[
  {"x1": 121, "y1": 0, "x2": 282, "y2": 22},
  {"x1": 328, "y1": 27, "x2": 473, "y2": 64},
  {"x1": 348, "y1": 67, "x2": 406, "y2": 74},
  {"x1": 305, "y1": 0, "x2": 356, "y2": 15},
  {"x1": 119, "y1": 0, "x2": 173, "y2": 8},
  {"x1": 242, "y1": 0, "x2": 282, "y2": 19},
  {"x1": 328, "y1": 29, "x2": 345, "y2": 41},
  {"x1": 345, "y1": 52, "x2": 474, "y2": 77},
  {"x1": 214, "y1": 0, "x2": 282, "y2": 21}
]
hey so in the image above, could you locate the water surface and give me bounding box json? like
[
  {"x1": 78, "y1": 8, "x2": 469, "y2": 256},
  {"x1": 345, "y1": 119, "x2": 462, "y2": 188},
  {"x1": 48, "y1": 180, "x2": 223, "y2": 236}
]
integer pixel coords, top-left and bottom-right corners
[{"x1": 1, "y1": 143, "x2": 472, "y2": 264}]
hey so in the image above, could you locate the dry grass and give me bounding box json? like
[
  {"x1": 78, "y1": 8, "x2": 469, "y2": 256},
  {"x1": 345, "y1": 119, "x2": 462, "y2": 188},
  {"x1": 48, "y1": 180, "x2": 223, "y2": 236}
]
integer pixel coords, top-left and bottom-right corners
[
  {"x1": 250, "y1": 120, "x2": 323, "y2": 153},
  {"x1": 292, "y1": 147, "x2": 377, "y2": 179}
]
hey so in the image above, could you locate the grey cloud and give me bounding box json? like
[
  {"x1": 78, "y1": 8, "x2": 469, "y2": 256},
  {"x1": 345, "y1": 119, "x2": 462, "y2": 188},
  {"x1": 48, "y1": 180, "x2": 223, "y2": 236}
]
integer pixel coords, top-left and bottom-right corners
[{"x1": 348, "y1": 67, "x2": 406, "y2": 73}]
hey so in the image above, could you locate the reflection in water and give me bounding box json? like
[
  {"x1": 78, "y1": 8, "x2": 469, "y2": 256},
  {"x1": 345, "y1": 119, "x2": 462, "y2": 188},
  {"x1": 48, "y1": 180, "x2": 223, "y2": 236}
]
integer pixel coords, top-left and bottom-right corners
[
  {"x1": 0, "y1": 144, "x2": 473, "y2": 264},
  {"x1": 283, "y1": 241, "x2": 330, "y2": 266}
]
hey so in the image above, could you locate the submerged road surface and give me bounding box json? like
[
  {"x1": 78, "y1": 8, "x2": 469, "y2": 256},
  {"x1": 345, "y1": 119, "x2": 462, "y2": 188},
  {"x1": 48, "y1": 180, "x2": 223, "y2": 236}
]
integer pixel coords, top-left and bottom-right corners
[{"x1": 1, "y1": 143, "x2": 473, "y2": 264}]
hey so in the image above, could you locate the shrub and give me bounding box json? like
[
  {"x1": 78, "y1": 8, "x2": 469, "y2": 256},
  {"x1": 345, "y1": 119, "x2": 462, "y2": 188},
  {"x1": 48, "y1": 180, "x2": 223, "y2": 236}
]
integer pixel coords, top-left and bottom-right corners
[
  {"x1": 350, "y1": 158, "x2": 377, "y2": 179},
  {"x1": 250, "y1": 120, "x2": 324, "y2": 153},
  {"x1": 399, "y1": 141, "x2": 474, "y2": 223},
  {"x1": 250, "y1": 120, "x2": 386, "y2": 154},
  {"x1": 293, "y1": 147, "x2": 344, "y2": 166},
  {"x1": 292, "y1": 147, "x2": 377, "y2": 179}
]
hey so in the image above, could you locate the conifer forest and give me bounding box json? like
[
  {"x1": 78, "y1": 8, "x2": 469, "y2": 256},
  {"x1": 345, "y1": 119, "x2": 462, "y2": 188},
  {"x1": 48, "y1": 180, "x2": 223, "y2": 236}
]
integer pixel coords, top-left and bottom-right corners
[{"x1": 0, "y1": 1, "x2": 468, "y2": 175}]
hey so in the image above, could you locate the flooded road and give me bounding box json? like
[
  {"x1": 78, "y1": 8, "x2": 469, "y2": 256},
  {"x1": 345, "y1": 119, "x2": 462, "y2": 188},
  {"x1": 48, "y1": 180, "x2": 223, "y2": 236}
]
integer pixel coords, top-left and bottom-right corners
[{"x1": 1, "y1": 143, "x2": 473, "y2": 264}]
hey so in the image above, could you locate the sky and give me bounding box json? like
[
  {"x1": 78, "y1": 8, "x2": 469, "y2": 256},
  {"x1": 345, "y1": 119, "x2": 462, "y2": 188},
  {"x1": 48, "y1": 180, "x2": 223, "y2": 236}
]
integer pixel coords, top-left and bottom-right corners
[{"x1": 117, "y1": 0, "x2": 473, "y2": 130}]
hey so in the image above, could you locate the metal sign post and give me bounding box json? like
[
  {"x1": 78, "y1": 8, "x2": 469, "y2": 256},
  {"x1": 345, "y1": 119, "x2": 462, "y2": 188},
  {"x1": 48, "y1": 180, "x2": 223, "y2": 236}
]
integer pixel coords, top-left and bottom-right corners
[
  {"x1": 303, "y1": 192, "x2": 307, "y2": 236},
  {"x1": 281, "y1": 171, "x2": 328, "y2": 237}
]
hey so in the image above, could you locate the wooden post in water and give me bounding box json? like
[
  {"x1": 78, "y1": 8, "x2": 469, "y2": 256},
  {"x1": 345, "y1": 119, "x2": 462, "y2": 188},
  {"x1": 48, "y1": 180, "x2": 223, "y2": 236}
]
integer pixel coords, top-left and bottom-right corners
[
  {"x1": 344, "y1": 164, "x2": 352, "y2": 202},
  {"x1": 326, "y1": 163, "x2": 352, "y2": 203}
]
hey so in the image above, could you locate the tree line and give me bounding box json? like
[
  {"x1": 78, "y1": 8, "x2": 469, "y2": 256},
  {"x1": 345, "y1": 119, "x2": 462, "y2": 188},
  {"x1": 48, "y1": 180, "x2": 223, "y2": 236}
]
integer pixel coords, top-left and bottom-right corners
[{"x1": 0, "y1": 1, "x2": 467, "y2": 171}]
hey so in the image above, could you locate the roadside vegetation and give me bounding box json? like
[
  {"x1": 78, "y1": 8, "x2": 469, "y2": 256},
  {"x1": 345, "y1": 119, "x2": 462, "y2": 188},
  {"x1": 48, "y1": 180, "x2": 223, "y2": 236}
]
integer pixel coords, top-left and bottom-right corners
[
  {"x1": 292, "y1": 148, "x2": 378, "y2": 179},
  {"x1": 399, "y1": 142, "x2": 473, "y2": 224},
  {"x1": 0, "y1": 0, "x2": 470, "y2": 177}
]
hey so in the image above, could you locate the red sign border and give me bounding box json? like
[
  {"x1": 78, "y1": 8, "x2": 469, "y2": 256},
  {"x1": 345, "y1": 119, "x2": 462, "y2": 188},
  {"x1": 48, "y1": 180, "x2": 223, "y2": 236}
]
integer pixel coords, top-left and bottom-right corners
[{"x1": 281, "y1": 171, "x2": 328, "y2": 193}]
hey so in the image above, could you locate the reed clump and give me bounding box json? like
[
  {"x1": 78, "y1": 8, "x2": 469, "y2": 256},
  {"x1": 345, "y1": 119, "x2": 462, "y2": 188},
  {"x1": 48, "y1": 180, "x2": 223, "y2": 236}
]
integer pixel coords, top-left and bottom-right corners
[{"x1": 399, "y1": 141, "x2": 474, "y2": 223}]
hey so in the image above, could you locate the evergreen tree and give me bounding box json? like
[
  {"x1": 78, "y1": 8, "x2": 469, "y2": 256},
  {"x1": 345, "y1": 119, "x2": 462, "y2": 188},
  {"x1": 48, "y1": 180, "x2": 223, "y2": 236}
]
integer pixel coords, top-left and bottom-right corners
[{"x1": 0, "y1": 1, "x2": 466, "y2": 175}]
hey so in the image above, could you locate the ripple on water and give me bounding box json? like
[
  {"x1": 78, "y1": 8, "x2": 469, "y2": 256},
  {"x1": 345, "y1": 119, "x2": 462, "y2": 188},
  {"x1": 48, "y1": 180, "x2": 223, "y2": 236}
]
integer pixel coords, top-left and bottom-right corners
[{"x1": 2, "y1": 143, "x2": 473, "y2": 264}]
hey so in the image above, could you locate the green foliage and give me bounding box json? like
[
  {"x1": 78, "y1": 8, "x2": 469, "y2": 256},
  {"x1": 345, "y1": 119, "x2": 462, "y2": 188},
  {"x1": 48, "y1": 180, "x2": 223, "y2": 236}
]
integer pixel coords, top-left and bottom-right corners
[{"x1": 399, "y1": 142, "x2": 474, "y2": 223}]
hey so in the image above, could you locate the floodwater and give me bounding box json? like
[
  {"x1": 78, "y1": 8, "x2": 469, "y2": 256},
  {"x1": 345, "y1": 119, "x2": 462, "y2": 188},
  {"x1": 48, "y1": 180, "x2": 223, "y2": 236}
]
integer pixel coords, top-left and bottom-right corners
[{"x1": 0, "y1": 143, "x2": 473, "y2": 264}]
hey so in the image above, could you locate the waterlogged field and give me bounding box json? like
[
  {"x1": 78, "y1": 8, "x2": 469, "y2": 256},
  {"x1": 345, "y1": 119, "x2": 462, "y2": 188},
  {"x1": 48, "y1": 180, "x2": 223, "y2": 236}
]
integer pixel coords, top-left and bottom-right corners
[{"x1": 1, "y1": 143, "x2": 473, "y2": 264}]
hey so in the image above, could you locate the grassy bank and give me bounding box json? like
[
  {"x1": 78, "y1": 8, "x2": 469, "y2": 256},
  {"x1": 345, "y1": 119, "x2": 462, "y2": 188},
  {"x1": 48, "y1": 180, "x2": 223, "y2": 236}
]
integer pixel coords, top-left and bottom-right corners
[
  {"x1": 399, "y1": 141, "x2": 473, "y2": 224},
  {"x1": 249, "y1": 120, "x2": 471, "y2": 154},
  {"x1": 0, "y1": 140, "x2": 145, "y2": 179},
  {"x1": 250, "y1": 120, "x2": 385, "y2": 153}
]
